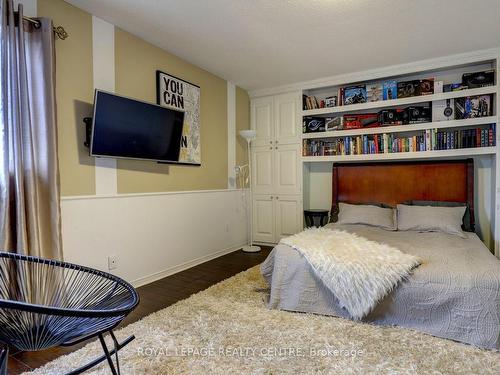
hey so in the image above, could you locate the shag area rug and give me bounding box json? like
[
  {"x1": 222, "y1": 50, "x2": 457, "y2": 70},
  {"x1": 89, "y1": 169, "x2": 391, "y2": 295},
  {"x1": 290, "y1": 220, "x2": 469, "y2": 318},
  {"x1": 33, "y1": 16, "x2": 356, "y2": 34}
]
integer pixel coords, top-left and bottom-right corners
[{"x1": 26, "y1": 266, "x2": 499, "y2": 375}]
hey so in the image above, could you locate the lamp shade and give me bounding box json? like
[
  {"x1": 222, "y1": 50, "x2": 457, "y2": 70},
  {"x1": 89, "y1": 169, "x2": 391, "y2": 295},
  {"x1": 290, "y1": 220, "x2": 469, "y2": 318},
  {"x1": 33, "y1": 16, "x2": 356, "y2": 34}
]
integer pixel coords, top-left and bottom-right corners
[{"x1": 239, "y1": 129, "x2": 257, "y2": 141}]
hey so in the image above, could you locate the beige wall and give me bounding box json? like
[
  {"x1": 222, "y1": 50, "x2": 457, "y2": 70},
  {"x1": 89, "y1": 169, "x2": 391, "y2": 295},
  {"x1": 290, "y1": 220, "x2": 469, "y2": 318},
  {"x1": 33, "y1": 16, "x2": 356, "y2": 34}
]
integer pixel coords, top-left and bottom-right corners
[
  {"x1": 38, "y1": 0, "x2": 250, "y2": 196},
  {"x1": 235, "y1": 86, "x2": 250, "y2": 166},
  {"x1": 114, "y1": 29, "x2": 228, "y2": 193},
  {"x1": 38, "y1": 0, "x2": 95, "y2": 196}
]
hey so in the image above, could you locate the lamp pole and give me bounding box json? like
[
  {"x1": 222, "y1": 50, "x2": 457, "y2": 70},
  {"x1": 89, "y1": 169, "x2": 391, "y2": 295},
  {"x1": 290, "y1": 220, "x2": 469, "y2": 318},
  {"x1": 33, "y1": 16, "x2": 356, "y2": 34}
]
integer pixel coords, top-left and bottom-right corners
[{"x1": 240, "y1": 130, "x2": 261, "y2": 253}]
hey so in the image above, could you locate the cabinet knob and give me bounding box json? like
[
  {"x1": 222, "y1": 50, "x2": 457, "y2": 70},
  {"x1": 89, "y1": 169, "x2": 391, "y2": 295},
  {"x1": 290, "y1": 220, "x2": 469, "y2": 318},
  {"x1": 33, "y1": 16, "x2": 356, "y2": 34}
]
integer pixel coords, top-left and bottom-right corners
[
  {"x1": 269, "y1": 147, "x2": 272, "y2": 150},
  {"x1": 275, "y1": 146, "x2": 278, "y2": 149},
  {"x1": 276, "y1": 140, "x2": 279, "y2": 144},
  {"x1": 270, "y1": 141, "x2": 273, "y2": 144},
  {"x1": 270, "y1": 196, "x2": 273, "y2": 200},
  {"x1": 276, "y1": 196, "x2": 279, "y2": 200}
]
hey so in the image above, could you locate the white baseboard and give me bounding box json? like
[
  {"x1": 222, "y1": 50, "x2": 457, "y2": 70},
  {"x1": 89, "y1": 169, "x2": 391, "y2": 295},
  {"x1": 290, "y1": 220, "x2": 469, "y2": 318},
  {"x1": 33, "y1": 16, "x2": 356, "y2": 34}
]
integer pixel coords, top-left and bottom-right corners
[{"x1": 131, "y1": 242, "x2": 246, "y2": 288}]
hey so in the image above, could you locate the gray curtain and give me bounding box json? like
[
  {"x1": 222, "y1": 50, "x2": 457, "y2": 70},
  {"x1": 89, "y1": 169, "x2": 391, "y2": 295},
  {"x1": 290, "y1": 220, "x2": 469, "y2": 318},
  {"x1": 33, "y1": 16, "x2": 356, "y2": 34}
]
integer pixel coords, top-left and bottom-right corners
[{"x1": 0, "y1": 0, "x2": 62, "y2": 259}]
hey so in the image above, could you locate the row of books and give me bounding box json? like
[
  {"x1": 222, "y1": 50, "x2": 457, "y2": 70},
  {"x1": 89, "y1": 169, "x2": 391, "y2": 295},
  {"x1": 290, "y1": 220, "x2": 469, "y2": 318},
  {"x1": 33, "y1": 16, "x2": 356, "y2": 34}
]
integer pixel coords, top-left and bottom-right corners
[
  {"x1": 303, "y1": 95, "x2": 332, "y2": 110},
  {"x1": 302, "y1": 125, "x2": 496, "y2": 156}
]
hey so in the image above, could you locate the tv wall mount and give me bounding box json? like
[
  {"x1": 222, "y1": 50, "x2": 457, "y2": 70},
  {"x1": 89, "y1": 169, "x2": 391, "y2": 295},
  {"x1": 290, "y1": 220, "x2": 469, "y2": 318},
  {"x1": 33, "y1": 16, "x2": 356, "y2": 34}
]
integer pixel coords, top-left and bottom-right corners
[{"x1": 83, "y1": 117, "x2": 92, "y2": 148}]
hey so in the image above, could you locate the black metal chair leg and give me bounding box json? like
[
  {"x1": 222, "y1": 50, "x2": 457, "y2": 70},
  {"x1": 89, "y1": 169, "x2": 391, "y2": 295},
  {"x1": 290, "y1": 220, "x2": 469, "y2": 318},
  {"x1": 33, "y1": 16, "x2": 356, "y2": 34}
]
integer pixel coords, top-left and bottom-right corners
[
  {"x1": 66, "y1": 335, "x2": 135, "y2": 375},
  {"x1": 0, "y1": 345, "x2": 8, "y2": 375},
  {"x1": 109, "y1": 331, "x2": 121, "y2": 375},
  {"x1": 99, "y1": 334, "x2": 119, "y2": 375}
]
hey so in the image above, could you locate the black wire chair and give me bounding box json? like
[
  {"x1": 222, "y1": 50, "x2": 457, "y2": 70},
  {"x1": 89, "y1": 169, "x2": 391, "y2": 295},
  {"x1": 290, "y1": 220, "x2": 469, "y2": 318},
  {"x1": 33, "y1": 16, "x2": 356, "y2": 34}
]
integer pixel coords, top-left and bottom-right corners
[
  {"x1": 0, "y1": 344, "x2": 6, "y2": 375},
  {"x1": 0, "y1": 251, "x2": 139, "y2": 375}
]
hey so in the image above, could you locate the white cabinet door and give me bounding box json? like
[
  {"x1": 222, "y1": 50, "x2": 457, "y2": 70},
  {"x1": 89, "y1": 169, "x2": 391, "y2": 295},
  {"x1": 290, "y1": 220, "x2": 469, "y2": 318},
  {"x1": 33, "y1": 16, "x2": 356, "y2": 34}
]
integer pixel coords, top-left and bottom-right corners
[
  {"x1": 253, "y1": 195, "x2": 275, "y2": 243},
  {"x1": 251, "y1": 96, "x2": 274, "y2": 147},
  {"x1": 252, "y1": 146, "x2": 274, "y2": 194},
  {"x1": 274, "y1": 92, "x2": 300, "y2": 145},
  {"x1": 275, "y1": 195, "x2": 302, "y2": 241},
  {"x1": 274, "y1": 144, "x2": 301, "y2": 195}
]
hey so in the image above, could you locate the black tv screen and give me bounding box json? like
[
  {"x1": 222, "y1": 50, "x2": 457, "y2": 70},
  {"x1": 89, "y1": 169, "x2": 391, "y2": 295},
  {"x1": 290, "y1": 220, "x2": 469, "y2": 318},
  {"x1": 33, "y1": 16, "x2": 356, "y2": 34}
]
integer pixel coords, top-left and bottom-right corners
[{"x1": 90, "y1": 90, "x2": 185, "y2": 162}]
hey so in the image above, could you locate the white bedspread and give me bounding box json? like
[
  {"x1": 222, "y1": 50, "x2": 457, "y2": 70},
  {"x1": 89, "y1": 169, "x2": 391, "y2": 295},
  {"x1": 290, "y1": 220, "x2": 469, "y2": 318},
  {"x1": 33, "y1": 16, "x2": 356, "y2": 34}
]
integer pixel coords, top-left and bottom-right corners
[{"x1": 280, "y1": 228, "x2": 421, "y2": 319}]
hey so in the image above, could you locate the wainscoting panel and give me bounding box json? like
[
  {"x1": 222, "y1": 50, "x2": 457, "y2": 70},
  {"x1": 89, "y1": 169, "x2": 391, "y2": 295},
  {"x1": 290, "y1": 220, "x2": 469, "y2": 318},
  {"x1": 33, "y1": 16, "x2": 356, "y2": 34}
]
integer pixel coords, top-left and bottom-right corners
[{"x1": 61, "y1": 189, "x2": 248, "y2": 286}]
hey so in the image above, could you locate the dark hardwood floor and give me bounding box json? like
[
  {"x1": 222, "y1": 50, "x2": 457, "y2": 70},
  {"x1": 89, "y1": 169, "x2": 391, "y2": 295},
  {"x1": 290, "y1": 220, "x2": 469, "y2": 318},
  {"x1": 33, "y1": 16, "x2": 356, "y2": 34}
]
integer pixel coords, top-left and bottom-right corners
[{"x1": 7, "y1": 246, "x2": 272, "y2": 374}]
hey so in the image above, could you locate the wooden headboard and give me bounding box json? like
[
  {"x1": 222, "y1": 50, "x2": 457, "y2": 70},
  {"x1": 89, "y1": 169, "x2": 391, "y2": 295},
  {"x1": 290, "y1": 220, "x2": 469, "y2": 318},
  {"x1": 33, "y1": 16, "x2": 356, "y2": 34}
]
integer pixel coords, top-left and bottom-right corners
[{"x1": 331, "y1": 159, "x2": 474, "y2": 230}]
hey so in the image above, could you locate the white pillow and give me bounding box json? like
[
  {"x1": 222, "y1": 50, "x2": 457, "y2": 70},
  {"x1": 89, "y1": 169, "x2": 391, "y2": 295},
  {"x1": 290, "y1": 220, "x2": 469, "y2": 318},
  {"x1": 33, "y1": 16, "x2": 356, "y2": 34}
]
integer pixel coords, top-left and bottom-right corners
[
  {"x1": 397, "y1": 204, "x2": 466, "y2": 237},
  {"x1": 337, "y1": 203, "x2": 397, "y2": 230}
]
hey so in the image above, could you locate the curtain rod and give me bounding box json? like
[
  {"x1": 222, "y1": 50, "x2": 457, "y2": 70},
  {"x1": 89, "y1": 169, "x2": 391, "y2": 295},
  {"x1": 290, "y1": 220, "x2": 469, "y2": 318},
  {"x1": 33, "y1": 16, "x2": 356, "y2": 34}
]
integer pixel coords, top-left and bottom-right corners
[{"x1": 15, "y1": 12, "x2": 68, "y2": 40}]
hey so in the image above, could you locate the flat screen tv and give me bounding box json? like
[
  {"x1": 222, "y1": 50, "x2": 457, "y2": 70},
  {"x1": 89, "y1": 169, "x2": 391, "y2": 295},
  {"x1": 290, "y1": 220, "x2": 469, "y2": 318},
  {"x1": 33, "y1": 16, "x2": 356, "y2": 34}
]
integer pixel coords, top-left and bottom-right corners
[{"x1": 90, "y1": 90, "x2": 185, "y2": 163}]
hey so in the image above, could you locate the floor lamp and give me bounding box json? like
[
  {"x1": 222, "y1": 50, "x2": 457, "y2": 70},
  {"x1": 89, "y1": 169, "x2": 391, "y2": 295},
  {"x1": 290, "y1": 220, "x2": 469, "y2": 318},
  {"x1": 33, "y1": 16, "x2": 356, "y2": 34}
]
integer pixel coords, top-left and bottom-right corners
[{"x1": 239, "y1": 130, "x2": 261, "y2": 253}]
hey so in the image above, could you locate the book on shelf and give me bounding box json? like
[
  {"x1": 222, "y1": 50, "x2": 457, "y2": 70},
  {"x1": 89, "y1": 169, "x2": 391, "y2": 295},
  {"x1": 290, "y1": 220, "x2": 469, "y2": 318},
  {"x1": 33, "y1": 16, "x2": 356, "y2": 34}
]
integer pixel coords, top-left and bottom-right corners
[
  {"x1": 455, "y1": 95, "x2": 493, "y2": 119},
  {"x1": 382, "y1": 80, "x2": 397, "y2": 100},
  {"x1": 302, "y1": 125, "x2": 495, "y2": 156},
  {"x1": 367, "y1": 82, "x2": 383, "y2": 102},
  {"x1": 338, "y1": 87, "x2": 344, "y2": 106},
  {"x1": 343, "y1": 85, "x2": 367, "y2": 105}
]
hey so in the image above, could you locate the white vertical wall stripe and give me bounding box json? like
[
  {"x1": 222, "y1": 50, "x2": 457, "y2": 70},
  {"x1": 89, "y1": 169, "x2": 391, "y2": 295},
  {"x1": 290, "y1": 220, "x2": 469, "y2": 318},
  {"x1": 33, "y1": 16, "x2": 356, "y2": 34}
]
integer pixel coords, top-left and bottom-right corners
[
  {"x1": 92, "y1": 17, "x2": 115, "y2": 92},
  {"x1": 14, "y1": 0, "x2": 36, "y2": 17},
  {"x1": 227, "y1": 82, "x2": 236, "y2": 189},
  {"x1": 92, "y1": 16, "x2": 118, "y2": 195}
]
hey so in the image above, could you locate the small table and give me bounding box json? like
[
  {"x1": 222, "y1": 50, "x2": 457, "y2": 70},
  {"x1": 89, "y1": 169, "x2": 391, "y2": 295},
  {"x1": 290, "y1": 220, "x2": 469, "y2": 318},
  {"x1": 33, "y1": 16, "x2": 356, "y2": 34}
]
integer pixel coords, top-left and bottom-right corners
[{"x1": 304, "y1": 209, "x2": 329, "y2": 227}]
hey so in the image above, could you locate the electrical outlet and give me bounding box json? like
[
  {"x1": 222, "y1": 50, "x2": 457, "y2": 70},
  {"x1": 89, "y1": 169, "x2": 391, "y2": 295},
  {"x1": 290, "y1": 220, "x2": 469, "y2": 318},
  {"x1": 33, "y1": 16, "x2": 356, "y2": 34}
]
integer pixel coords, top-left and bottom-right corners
[{"x1": 107, "y1": 255, "x2": 118, "y2": 271}]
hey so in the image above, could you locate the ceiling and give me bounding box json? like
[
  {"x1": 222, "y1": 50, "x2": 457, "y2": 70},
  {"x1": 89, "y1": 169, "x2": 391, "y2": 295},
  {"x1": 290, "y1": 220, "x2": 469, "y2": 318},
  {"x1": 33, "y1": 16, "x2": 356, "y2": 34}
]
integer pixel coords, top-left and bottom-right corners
[{"x1": 66, "y1": 0, "x2": 500, "y2": 92}]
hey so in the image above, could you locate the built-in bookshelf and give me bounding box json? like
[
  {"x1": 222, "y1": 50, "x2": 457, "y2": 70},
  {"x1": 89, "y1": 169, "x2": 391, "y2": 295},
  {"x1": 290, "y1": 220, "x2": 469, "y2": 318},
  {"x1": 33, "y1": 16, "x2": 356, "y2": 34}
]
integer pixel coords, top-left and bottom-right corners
[{"x1": 301, "y1": 58, "x2": 498, "y2": 162}]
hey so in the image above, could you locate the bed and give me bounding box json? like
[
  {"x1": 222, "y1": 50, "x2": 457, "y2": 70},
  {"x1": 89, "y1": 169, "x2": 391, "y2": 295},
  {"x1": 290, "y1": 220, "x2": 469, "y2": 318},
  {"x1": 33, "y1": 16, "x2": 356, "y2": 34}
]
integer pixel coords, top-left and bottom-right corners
[{"x1": 261, "y1": 159, "x2": 500, "y2": 349}]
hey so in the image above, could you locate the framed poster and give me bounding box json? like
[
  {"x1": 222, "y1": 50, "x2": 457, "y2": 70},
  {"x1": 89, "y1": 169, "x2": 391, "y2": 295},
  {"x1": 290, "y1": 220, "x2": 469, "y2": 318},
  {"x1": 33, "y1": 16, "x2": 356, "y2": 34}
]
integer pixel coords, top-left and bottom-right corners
[{"x1": 156, "y1": 70, "x2": 201, "y2": 165}]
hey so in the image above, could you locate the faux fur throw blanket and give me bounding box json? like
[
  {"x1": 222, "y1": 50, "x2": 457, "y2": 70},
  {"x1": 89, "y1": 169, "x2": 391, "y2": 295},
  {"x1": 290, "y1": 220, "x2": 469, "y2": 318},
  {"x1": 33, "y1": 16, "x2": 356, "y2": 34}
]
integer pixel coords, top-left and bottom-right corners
[{"x1": 280, "y1": 228, "x2": 421, "y2": 320}]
